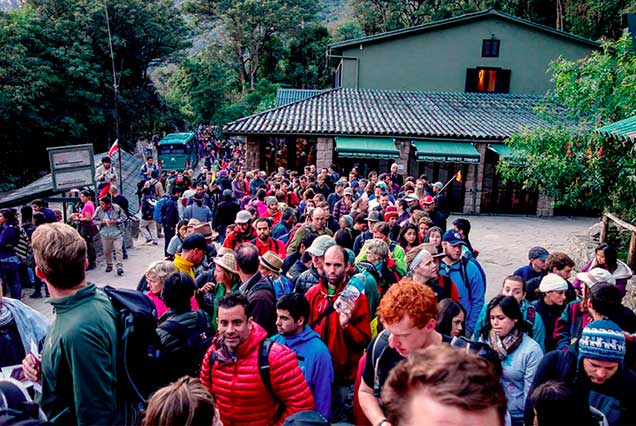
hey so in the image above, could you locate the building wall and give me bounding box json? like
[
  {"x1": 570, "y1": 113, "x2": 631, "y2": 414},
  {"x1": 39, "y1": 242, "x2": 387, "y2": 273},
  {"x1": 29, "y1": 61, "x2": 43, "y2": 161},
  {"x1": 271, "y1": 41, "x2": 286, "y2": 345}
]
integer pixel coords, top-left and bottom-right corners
[{"x1": 338, "y1": 16, "x2": 594, "y2": 94}]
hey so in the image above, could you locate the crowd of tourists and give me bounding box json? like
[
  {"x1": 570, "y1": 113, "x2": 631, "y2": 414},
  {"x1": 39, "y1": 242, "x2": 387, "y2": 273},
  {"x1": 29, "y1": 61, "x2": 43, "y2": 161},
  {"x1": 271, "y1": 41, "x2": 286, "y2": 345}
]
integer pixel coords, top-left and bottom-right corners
[{"x1": 1, "y1": 158, "x2": 636, "y2": 426}]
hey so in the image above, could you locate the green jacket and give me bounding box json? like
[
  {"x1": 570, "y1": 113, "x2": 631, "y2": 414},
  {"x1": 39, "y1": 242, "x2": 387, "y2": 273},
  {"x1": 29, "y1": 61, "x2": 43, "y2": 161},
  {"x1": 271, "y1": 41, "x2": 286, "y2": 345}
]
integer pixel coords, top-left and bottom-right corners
[{"x1": 40, "y1": 284, "x2": 121, "y2": 425}]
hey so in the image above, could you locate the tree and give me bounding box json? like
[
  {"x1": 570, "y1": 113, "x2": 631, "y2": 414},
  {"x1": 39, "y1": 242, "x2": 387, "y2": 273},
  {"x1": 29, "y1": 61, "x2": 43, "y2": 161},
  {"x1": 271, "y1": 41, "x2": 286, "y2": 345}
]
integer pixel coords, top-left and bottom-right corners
[
  {"x1": 498, "y1": 34, "x2": 636, "y2": 221},
  {"x1": 334, "y1": 20, "x2": 365, "y2": 42},
  {"x1": 186, "y1": 0, "x2": 320, "y2": 91}
]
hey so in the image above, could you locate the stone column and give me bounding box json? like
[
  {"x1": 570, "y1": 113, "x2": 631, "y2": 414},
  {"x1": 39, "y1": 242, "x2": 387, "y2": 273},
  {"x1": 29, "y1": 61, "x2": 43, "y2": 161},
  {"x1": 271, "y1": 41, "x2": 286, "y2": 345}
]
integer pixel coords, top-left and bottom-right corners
[
  {"x1": 462, "y1": 143, "x2": 487, "y2": 214},
  {"x1": 395, "y1": 139, "x2": 411, "y2": 175},
  {"x1": 536, "y1": 193, "x2": 555, "y2": 217},
  {"x1": 316, "y1": 137, "x2": 334, "y2": 170},
  {"x1": 246, "y1": 136, "x2": 260, "y2": 170}
]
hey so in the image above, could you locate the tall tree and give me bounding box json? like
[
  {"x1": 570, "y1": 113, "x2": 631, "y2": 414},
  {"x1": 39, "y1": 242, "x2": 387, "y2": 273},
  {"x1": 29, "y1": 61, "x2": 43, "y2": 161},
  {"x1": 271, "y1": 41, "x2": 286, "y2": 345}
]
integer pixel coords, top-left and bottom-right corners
[
  {"x1": 498, "y1": 34, "x2": 636, "y2": 220},
  {"x1": 186, "y1": 0, "x2": 320, "y2": 91}
]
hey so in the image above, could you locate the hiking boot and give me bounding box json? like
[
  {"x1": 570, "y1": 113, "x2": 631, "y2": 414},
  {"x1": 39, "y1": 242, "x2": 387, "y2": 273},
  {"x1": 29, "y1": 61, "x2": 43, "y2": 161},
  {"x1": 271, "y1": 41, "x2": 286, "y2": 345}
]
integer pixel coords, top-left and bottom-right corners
[
  {"x1": 152, "y1": 241, "x2": 158, "y2": 245},
  {"x1": 105, "y1": 265, "x2": 113, "y2": 272},
  {"x1": 30, "y1": 292, "x2": 42, "y2": 299},
  {"x1": 117, "y1": 267, "x2": 124, "y2": 276},
  {"x1": 86, "y1": 264, "x2": 96, "y2": 271}
]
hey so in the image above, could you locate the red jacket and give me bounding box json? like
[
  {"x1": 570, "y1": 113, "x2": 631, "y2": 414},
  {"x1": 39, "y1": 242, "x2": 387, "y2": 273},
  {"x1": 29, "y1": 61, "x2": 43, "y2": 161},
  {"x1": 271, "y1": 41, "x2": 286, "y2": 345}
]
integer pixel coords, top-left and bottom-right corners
[
  {"x1": 200, "y1": 323, "x2": 314, "y2": 426},
  {"x1": 305, "y1": 279, "x2": 371, "y2": 385},
  {"x1": 223, "y1": 227, "x2": 256, "y2": 250},
  {"x1": 254, "y1": 237, "x2": 286, "y2": 259}
]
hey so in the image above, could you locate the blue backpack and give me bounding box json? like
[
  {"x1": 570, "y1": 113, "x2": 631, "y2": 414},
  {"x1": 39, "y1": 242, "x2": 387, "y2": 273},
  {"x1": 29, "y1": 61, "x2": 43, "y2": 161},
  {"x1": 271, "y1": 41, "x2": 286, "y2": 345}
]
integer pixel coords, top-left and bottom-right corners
[{"x1": 272, "y1": 275, "x2": 294, "y2": 299}]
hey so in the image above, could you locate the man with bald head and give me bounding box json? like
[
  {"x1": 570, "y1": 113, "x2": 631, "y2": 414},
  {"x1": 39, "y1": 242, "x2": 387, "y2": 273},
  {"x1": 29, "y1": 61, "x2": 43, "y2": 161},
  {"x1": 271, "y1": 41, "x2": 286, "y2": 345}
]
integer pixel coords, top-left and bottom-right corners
[
  {"x1": 304, "y1": 245, "x2": 370, "y2": 423},
  {"x1": 286, "y1": 207, "x2": 333, "y2": 256}
]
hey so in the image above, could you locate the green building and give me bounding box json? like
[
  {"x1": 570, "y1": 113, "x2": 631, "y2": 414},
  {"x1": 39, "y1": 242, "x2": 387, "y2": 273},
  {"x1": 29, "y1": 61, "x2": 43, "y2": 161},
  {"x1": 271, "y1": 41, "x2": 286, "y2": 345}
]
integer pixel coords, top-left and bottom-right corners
[{"x1": 224, "y1": 9, "x2": 599, "y2": 214}]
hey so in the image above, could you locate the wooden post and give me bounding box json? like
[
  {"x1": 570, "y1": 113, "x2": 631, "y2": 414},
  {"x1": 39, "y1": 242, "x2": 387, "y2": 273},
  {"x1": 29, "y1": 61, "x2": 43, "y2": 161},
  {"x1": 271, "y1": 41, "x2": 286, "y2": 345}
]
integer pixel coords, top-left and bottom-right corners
[
  {"x1": 600, "y1": 214, "x2": 608, "y2": 243},
  {"x1": 628, "y1": 232, "x2": 636, "y2": 271}
]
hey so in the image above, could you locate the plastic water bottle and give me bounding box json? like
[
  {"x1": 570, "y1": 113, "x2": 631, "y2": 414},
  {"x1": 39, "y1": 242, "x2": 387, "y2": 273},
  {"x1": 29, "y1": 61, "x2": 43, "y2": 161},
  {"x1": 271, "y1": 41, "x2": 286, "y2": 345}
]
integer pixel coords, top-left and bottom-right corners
[{"x1": 334, "y1": 273, "x2": 366, "y2": 315}]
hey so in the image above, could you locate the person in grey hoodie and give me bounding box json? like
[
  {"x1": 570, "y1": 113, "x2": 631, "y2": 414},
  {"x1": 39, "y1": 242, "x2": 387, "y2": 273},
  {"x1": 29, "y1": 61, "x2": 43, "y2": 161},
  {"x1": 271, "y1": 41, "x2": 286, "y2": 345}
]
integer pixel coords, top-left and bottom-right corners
[{"x1": 272, "y1": 293, "x2": 334, "y2": 420}]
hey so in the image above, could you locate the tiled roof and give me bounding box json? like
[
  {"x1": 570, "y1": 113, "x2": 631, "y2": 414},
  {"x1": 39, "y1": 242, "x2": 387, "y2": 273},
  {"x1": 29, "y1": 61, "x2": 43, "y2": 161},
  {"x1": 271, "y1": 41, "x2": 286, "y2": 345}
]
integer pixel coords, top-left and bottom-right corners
[
  {"x1": 595, "y1": 115, "x2": 636, "y2": 141},
  {"x1": 0, "y1": 150, "x2": 144, "y2": 212},
  {"x1": 275, "y1": 88, "x2": 326, "y2": 107},
  {"x1": 224, "y1": 88, "x2": 547, "y2": 140}
]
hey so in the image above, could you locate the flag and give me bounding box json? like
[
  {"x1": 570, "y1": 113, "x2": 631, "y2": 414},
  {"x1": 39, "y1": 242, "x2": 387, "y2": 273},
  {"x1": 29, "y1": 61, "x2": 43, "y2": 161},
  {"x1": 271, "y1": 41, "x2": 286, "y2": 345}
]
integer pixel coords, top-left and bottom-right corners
[
  {"x1": 454, "y1": 170, "x2": 462, "y2": 183},
  {"x1": 108, "y1": 139, "x2": 119, "y2": 158}
]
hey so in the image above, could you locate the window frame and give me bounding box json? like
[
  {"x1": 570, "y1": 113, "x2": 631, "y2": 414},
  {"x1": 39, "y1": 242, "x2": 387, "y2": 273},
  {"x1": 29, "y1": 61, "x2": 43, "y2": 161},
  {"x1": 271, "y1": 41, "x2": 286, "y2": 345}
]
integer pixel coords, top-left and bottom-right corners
[{"x1": 481, "y1": 39, "x2": 500, "y2": 58}]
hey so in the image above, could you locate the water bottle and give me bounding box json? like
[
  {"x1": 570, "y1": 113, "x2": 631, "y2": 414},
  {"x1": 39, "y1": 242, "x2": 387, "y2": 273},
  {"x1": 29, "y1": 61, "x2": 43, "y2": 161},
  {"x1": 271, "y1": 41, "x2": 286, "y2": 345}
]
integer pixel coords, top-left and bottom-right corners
[{"x1": 334, "y1": 273, "x2": 366, "y2": 315}]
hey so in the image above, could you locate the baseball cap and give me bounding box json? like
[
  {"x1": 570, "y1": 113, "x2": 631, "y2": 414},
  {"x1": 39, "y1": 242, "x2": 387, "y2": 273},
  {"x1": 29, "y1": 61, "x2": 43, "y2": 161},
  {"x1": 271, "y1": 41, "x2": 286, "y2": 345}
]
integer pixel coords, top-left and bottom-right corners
[
  {"x1": 343, "y1": 188, "x2": 354, "y2": 196},
  {"x1": 266, "y1": 196, "x2": 278, "y2": 206},
  {"x1": 335, "y1": 181, "x2": 345, "y2": 187},
  {"x1": 181, "y1": 233, "x2": 207, "y2": 251},
  {"x1": 538, "y1": 273, "x2": 568, "y2": 293},
  {"x1": 235, "y1": 210, "x2": 252, "y2": 224},
  {"x1": 421, "y1": 195, "x2": 435, "y2": 205},
  {"x1": 433, "y1": 182, "x2": 443, "y2": 190},
  {"x1": 528, "y1": 246, "x2": 549, "y2": 261},
  {"x1": 223, "y1": 189, "x2": 233, "y2": 197},
  {"x1": 576, "y1": 268, "x2": 616, "y2": 288},
  {"x1": 578, "y1": 319, "x2": 626, "y2": 364},
  {"x1": 306, "y1": 235, "x2": 336, "y2": 257},
  {"x1": 404, "y1": 193, "x2": 419, "y2": 202},
  {"x1": 442, "y1": 230, "x2": 465, "y2": 246},
  {"x1": 375, "y1": 182, "x2": 388, "y2": 190},
  {"x1": 351, "y1": 180, "x2": 360, "y2": 188}
]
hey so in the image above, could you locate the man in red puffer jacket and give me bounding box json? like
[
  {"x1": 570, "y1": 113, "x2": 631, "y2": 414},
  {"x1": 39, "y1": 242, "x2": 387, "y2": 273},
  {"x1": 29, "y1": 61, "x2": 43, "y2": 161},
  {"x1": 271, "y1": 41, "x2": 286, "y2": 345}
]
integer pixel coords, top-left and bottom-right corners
[{"x1": 200, "y1": 293, "x2": 314, "y2": 426}]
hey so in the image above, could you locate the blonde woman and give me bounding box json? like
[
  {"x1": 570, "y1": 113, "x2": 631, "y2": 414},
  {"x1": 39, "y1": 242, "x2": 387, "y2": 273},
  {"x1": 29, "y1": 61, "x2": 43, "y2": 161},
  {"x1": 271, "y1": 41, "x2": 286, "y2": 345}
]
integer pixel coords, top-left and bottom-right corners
[{"x1": 144, "y1": 260, "x2": 199, "y2": 318}]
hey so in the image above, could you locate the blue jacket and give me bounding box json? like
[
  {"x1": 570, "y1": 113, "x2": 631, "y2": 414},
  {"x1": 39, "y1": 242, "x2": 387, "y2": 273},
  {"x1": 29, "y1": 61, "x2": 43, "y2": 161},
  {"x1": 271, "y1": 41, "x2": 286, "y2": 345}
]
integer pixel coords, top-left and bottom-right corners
[
  {"x1": 513, "y1": 264, "x2": 543, "y2": 284},
  {"x1": 440, "y1": 258, "x2": 485, "y2": 335},
  {"x1": 0, "y1": 224, "x2": 19, "y2": 260},
  {"x1": 473, "y1": 299, "x2": 546, "y2": 352},
  {"x1": 500, "y1": 334, "x2": 543, "y2": 422},
  {"x1": 272, "y1": 327, "x2": 334, "y2": 420}
]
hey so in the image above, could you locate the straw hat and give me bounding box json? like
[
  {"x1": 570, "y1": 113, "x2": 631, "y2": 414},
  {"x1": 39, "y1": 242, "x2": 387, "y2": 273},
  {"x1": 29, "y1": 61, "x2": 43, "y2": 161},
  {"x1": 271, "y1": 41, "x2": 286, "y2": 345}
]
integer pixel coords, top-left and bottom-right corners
[
  {"x1": 260, "y1": 251, "x2": 283, "y2": 275},
  {"x1": 214, "y1": 252, "x2": 238, "y2": 275}
]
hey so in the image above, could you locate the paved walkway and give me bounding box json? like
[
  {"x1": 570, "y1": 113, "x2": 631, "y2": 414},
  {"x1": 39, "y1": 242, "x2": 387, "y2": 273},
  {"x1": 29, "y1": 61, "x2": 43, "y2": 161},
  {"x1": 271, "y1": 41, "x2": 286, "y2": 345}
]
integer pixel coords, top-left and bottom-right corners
[{"x1": 23, "y1": 215, "x2": 599, "y2": 319}]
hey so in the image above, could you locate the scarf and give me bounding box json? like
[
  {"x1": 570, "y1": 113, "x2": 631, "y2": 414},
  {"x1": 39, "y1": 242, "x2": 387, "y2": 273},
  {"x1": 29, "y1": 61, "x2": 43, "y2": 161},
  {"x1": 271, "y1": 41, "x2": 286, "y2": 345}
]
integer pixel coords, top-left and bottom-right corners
[
  {"x1": 212, "y1": 335, "x2": 236, "y2": 364},
  {"x1": 489, "y1": 327, "x2": 524, "y2": 360}
]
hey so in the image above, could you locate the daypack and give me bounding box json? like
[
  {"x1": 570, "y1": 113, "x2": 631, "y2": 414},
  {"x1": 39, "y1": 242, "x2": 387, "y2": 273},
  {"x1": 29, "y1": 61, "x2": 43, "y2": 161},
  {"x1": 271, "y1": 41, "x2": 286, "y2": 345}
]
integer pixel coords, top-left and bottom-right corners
[
  {"x1": 103, "y1": 286, "x2": 163, "y2": 425},
  {"x1": 141, "y1": 197, "x2": 156, "y2": 221},
  {"x1": 272, "y1": 275, "x2": 294, "y2": 299},
  {"x1": 207, "y1": 338, "x2": 276, "y2": 397},
  {"x1": 158, "y1": 310, "x2": 213, "y2": 378},
  {"x1": 369, "y1": 331, "x2": 502, "y2": 397},
  {"x1": 14, "y1": 226, "x2": 31, "y2": 263}
]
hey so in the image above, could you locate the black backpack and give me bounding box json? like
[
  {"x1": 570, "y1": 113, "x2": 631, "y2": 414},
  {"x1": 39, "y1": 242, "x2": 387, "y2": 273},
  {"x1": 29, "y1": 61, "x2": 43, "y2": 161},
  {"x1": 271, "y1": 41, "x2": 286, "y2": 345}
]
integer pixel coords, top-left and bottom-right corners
[
  {"x1": 158, "y1": 310, "x2": 213, "y2": 378},
  {"x1": 103, "y1": 286, "x2": 163, "y2": 425}
]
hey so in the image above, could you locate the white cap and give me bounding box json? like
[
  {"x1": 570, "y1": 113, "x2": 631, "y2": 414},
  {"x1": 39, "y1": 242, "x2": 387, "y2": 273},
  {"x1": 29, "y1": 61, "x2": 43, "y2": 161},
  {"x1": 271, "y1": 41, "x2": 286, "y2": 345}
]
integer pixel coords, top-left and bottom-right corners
[
  {"x1": 576, "y1": 268, "x2": 616, "y2": 288},
  {"x1": 539, "y1": 273, "x2": 568, "y2": 293}
]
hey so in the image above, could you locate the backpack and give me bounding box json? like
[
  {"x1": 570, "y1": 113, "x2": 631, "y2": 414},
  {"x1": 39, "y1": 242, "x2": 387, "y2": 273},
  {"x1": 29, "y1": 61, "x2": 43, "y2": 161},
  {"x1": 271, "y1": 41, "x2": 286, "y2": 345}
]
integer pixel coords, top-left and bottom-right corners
[
  {"x1": 160, "y1": 200, "x2": 178, "y2": 226},
  {"x1": 207, "y1": 338, "x2": 276, "y2": 397},
  {"x1": 14, "y1": 226, "x2": 31, "y2": 263},
  {"x1": 103, "y1": 286, "x2": 163, "y2": 425},
  {"x1": 356, "y1": 261, "x2": 381, "y2": 291},
  {"x1": 141, "y1": 197, "x2": 155, "y2": 221},
  {"x1": 158, "y1": 310, "x2": 213, "y2": 377},
  {"x1": 272, "y1": 276, "x2": 294, "y2": 299},
  {"x1": 145, "y1": 180, "x2": 158, "y2": 198},
  {"x1": 369, "y1": 331, "x2": 502, "y2": 397}
]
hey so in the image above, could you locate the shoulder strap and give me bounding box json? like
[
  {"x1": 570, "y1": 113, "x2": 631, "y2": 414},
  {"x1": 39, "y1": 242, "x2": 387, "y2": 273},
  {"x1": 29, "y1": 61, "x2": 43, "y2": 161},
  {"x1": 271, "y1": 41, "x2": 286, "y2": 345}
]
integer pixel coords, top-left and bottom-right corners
[
  {"x1": 258, "y1": 339, "x2": 275, "y2": 399},
  {"x1": 309, "y1": 302, "x2": 336, "y2": 329},
  {"x1": 372, "y1": 330, "x2": 391, "y2": 397}
]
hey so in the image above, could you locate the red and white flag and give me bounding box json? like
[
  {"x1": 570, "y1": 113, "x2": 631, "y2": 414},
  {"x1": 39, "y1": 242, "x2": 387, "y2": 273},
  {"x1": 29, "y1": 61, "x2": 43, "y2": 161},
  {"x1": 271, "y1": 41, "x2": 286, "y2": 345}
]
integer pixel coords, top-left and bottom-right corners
[{"x1": 108, "y1": 139, "x2": 119, "y2": 158}]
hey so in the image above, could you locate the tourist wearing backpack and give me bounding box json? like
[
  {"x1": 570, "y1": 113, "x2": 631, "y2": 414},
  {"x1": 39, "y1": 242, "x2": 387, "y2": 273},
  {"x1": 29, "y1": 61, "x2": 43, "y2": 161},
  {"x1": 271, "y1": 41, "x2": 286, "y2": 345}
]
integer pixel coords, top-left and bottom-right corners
[
  {"x1": 259, "y1": 251, "x2": 293, "y2": 299},
  {"x1": 200, "y1": 294, "x2": 314, "y2": 425},
  {"x1": 272, "y1": 294, "x2": 334, "y2": 420},
  {"x1": 156, "y1": 272, "x2": 214, "y2": 385},
  {"x1": 22, "y1": 223, "x2": 123, "y2": 425},
  {"x1": 0, "y1": 209, "x2": 23, "y2": 299},
  {"x1": 161, "y1": 186, "x2": 183, "y2": 257},
  {"x1": 439, "y1": 230, "x2": 486, "y2": 336},
  {"x1": 139, "y1": 187, "x2": 158, "y2": 245}
]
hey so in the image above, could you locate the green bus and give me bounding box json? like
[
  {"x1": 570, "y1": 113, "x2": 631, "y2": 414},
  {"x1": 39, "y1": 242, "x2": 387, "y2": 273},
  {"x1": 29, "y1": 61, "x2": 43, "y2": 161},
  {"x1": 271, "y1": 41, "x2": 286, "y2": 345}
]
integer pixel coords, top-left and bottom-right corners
[{"x1": 157, "y1": 132, "x2": 199, "y2": 171}]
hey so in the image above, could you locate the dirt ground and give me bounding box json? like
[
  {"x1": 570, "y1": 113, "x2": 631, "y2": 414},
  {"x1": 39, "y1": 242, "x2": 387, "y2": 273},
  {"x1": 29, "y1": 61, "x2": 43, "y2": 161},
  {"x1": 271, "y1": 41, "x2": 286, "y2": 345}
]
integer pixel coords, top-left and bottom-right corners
[{"x1": 24, "y1": 214, "x2": 599, "y2": 320}]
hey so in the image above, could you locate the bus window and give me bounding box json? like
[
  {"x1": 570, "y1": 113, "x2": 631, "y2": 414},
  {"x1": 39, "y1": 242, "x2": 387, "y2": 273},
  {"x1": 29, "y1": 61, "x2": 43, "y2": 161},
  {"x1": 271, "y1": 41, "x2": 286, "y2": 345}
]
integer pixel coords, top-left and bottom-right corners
[{"x1": 159, "y1": 144, "x2": 187, "y2": 155}]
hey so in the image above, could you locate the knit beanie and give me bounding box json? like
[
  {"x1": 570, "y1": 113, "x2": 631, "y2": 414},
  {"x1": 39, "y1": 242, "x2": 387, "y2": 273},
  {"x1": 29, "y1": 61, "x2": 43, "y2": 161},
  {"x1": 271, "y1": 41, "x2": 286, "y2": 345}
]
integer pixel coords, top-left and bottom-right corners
[{"x1": 578, "y1": 319, "x2": 626, "y2": 364}]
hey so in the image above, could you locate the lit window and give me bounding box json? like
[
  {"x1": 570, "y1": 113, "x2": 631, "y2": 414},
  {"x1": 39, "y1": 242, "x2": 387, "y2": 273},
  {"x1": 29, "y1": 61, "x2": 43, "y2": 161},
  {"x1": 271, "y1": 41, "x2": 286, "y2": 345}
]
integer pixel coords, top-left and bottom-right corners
[{"x1": 465, "y1": 68, "x2": 511, "y2": 93}]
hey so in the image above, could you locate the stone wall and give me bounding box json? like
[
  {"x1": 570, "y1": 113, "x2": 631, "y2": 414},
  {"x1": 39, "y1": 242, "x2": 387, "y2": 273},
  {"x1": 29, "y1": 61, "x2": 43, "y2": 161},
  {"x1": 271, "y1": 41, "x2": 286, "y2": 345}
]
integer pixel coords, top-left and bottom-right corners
[
  {"x1": 462, "y1": 143, "x2": 487, "y2": 214},
  {"x1": 316, "y1": 137, "x2": 334, "y2": 170},
  {"x1": 245, "y1": 137, "x2": 260, "y2": 170},
  {"x1": 536, "y1": 194, "x2": 555, "y2": 217}
]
